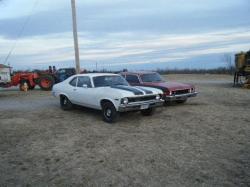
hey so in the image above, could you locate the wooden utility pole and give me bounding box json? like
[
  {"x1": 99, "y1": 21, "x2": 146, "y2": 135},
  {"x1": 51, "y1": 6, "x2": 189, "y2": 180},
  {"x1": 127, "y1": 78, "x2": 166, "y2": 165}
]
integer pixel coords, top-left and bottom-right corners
[{"x1": 71, "y1": 0, "x2": 81, "y2": 74}]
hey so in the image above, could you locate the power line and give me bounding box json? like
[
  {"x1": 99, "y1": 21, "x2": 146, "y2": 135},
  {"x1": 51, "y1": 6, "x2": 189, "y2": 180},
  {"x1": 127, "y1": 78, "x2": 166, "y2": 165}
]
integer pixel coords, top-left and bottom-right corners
[{"x1": 3, "y1": 0, "x2": 39, "y2": 65}]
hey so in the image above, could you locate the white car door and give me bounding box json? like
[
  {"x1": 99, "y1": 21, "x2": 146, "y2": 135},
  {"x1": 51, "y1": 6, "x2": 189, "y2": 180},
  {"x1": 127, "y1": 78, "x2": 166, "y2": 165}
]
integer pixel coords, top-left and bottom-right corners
[
  {"x1": 66, "y1": 77, "x2": 79, "y2": 104},
  {"x1": 72, "y1": 76, "x2": 97, "y2": 108}
]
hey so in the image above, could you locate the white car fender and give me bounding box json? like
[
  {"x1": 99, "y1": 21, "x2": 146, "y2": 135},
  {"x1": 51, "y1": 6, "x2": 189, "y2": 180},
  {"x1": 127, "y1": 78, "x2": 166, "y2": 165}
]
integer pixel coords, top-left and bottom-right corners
[
  {"x1": 52, "y1": 85, "x2": 70, "y2": 99},
  {"x1": 99, "y1": 97, "x2": 120, "y2": 111},
  {"x1": 58, "y1": 92, "x2": 70, "y2": 99}
]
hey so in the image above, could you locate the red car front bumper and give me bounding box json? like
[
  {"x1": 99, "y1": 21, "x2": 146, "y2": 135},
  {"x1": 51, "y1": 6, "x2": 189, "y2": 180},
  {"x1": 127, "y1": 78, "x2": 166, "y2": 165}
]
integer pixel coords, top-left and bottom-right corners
[{"x1": 163, "y1": 92, "x2": 198, "y2": 101}]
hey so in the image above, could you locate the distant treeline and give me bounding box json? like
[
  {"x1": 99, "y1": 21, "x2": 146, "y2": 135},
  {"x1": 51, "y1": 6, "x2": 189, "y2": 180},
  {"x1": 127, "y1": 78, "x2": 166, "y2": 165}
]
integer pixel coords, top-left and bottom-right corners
[
  {"x1": 156, "y1": 67, "x2": 235, "y2": 75},
  {"x1": 87, "y1": 66, "x2": 235, "y2": 75},
  {"x1": 14, "y1": 66, "x2": 235, "y2": 75}
]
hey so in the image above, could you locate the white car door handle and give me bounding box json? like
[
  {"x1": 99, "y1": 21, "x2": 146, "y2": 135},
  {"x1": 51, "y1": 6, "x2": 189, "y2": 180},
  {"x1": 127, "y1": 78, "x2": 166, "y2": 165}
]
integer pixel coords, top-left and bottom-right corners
[{"x1": 73, "y1": 88, "x2": 77, "y2": 91}]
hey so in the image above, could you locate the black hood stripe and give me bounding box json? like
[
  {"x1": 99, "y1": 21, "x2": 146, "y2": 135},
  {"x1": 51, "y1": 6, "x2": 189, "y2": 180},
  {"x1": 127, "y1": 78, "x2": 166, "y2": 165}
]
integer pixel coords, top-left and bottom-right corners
[
  {"x1": 135, "y1": 87, "x2": 153, "y2": 94},
  {"x1": 111, "y1": 85, "x2": 144, "y2": 95}
]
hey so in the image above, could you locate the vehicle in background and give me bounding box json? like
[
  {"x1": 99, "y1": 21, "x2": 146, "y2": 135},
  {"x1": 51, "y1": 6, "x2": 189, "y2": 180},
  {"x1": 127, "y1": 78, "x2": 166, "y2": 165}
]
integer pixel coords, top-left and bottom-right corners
[
  {"x1": 234, "y1": 50, "x2": 250, "y2": 88},
  {"x1": 52, "y1": 73, "x2": 163, "y2": 123},
  {"x1": 120, "y1": 71, "x2": 197, "y2": 104},
  {"x1": 0, "y1": 65, "x2": 76, "y2": 91},
  {"x1": 53, "y1": 68, "x2": 76, "y2": 83},
  {"x1": 0, "y1": 64, "x2": 11, "y2": 86}
]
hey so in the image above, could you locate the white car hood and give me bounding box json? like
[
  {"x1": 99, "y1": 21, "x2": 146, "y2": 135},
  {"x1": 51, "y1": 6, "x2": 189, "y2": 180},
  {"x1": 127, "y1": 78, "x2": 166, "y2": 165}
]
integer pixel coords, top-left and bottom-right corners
[{"x1": 105, "y1": 85, "x2": 162, "y2": 98}]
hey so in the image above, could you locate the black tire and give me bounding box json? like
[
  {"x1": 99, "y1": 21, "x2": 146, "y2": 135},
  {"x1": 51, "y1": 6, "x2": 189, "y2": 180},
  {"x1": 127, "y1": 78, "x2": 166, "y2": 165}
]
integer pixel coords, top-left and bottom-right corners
[
  {"x1": 60, "y1": 95, "x2": 73, "y2": 110},
  {"x1": 38, "y1": 75, "x2": 55, "y2": 91},
  {"x1": 164, "y1": 100, "x2": 170, "y2": 106},
  {"x1": 102, "y1": 102, "x2": 119, "y2": 123},
  {"x1": 176, "y1": 99, "x2": 187, "y2": 104},
  {"x1": 141, "y1": 108, "x2": 155, "y2": 116}
]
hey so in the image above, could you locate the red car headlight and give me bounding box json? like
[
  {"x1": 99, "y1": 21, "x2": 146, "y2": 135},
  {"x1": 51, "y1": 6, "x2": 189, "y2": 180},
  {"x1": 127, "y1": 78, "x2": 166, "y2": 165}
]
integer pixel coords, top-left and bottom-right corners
[{"x1": 164, "y1": 90, "x2": 171, "y2": 95}]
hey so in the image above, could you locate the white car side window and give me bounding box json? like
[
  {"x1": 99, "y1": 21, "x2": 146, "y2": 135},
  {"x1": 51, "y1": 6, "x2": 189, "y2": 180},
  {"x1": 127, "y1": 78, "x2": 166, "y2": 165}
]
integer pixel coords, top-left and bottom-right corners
[
  {"x1": 69, "y1": 77, "x2": 77, "y2": 87},
  {"x1": 77, "y1": 77, "x2": 92, "y2": 88}
]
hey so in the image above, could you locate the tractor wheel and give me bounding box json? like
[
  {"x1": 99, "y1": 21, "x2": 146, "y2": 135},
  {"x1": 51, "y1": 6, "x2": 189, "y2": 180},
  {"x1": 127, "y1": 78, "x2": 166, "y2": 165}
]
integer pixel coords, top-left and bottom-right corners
[{"x1": 38, "y1": 75, "x2": 55, "y2": 91}]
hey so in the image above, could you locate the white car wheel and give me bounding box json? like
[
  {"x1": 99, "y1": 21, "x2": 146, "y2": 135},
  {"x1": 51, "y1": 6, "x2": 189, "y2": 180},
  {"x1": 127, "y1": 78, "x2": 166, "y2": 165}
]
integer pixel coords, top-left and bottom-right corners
[{"x1": 102, "y1": 102, "x2": 119, "y2": 123}]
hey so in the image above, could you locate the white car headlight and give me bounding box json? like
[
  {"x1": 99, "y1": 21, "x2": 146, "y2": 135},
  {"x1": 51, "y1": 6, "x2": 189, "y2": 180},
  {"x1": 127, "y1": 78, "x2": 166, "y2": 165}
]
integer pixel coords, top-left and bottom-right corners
[
  {"x1": 156, "y1": 94, "x2": 161, "y2": 100},
  {"x1": 121, "y1": 97, "x2": 129, "y2": 104}
]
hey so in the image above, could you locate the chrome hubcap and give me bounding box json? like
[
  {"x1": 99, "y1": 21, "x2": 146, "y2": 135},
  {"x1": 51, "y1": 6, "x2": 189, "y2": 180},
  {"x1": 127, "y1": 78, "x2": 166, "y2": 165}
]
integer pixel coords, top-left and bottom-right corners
[
  {"x1": 64, "y1": 98, "x2": 67, "y2": 105},
  {"x1": 106, "y1": 109, "x2": 112, "y2": 117}
]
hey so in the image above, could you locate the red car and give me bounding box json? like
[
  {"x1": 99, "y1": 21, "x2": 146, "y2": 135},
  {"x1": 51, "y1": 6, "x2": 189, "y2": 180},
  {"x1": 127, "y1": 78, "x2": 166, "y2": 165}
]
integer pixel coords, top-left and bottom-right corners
[{"x1": 120, "y1": 71, "x2": 198, "y2": 104}]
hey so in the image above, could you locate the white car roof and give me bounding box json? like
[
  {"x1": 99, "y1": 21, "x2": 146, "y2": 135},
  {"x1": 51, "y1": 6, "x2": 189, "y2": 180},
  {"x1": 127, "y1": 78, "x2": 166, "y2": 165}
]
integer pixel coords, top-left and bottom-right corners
[{"x1": 73, "y1": 73, "x2": 119, "y2": 78}]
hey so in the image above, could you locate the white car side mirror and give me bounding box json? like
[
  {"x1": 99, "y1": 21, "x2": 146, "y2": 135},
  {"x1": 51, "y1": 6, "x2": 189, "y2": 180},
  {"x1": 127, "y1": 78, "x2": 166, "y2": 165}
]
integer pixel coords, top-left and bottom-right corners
[{"x1": 82, "y1": 84, "x2": 88, "y2": 88}]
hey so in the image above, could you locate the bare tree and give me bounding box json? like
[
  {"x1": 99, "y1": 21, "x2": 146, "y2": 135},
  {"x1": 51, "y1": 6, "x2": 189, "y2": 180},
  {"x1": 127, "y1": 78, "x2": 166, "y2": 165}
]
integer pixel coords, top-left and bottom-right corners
[{"x1": 222, "y1": 53, "x2": 234, "y2": 75}]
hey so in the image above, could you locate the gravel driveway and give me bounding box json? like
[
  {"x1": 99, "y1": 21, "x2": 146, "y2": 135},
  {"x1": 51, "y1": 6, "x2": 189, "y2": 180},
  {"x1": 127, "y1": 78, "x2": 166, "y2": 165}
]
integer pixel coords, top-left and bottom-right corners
[{"x1": 0, "y1": 74, "x2": 249, "y2": 186}]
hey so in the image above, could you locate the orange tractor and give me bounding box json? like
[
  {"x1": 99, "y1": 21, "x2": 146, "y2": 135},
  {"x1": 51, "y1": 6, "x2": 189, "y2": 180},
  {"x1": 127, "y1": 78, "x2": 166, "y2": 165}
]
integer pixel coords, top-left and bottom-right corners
[{"x1": 0, "y1": 66, "x2": 76, "y2": 91}]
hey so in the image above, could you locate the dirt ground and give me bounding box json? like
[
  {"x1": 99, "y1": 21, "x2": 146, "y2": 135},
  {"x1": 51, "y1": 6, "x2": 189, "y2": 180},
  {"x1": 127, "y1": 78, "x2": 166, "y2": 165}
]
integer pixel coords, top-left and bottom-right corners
[{"x1": 0, "y1": 74, "x2": 249, "y2": 186}]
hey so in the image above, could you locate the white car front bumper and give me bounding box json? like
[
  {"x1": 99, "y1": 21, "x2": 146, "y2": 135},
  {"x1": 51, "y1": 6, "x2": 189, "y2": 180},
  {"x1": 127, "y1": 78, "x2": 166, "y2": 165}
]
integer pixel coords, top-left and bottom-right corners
[{"x1": 118, "y1": 99, "x2": 164, "y2": 112}]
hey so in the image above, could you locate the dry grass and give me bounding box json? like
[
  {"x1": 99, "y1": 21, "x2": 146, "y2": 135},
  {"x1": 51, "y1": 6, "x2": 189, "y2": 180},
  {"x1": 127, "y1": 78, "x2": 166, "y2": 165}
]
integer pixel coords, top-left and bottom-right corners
[{"x1": 0, "y1": 74, "x2": 249, "y2": 186}]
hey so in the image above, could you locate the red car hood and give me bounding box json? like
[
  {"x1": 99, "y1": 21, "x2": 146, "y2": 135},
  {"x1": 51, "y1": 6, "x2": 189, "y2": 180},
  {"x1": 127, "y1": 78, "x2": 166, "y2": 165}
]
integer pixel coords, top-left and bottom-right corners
[{"x1": 143, "y1": 81, "x2": 193, "y2": 91}]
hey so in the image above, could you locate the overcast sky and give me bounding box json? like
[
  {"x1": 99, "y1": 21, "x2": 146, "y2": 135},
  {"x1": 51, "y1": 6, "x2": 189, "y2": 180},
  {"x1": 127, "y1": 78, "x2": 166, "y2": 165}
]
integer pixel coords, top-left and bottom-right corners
[{"x1": 0, "y1": 0, "x2": 250, "y2": 70}]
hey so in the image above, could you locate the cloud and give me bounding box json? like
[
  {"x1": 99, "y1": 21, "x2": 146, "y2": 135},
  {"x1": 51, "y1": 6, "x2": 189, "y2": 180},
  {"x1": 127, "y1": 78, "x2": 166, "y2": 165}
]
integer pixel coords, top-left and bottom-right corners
[
  {"x1": 0, "y1": 0, "x2": 249, "y2": 69},
  {"x1": 0, "y1": 0, "x2": 249, "y2": 39},
  {"x1": 1, "y1": 27, "x2": 249, "y2": 69}
]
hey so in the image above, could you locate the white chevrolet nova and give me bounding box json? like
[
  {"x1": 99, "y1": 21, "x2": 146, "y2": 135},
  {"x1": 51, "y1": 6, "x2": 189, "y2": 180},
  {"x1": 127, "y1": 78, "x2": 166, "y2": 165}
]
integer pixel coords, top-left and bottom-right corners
[{"x1": 52, "y1": 73, "x2": 163, "y2": 123}]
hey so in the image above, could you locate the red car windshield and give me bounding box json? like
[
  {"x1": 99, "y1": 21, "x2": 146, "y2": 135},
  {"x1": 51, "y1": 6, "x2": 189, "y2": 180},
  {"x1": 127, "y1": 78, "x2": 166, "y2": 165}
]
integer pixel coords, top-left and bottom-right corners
[{"x1": 141, "y1": 73, "x2": 163, "y2": 83}]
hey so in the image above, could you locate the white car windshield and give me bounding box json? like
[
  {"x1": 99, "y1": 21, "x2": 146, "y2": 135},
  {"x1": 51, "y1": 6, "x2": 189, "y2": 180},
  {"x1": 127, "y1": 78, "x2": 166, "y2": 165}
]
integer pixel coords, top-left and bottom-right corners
[{"x1": 93, "y1": 75, "x2": 129, "y2": 87}]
